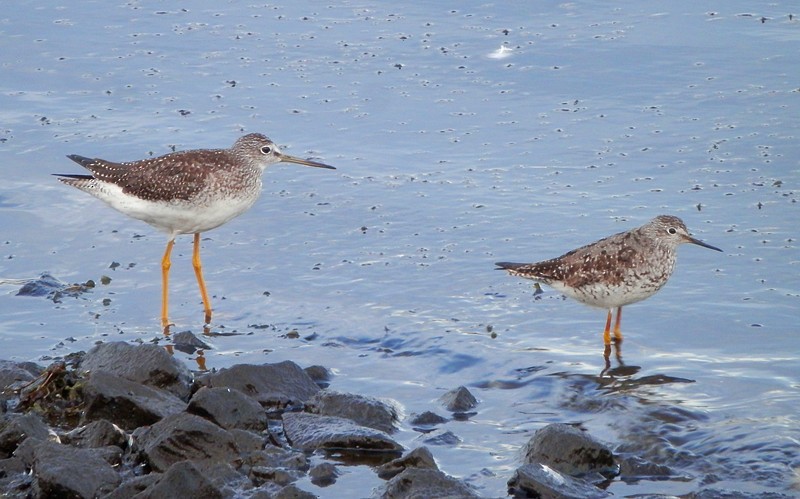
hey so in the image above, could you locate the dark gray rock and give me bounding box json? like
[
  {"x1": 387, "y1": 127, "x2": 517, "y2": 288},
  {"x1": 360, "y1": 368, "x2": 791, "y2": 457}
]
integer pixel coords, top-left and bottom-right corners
[
  {"x1": 282, "y1": 412, "x2": 403, "y2": 453},
  {"x1": 187, "y1": 386, "x2": 267, "y2": 431},
  {"x1": 439, "y1": 386, "x2": 478, "y2": 412},
  {"x1": 0, "y1": 360, "x2": 38, "y2": 390},
  {"x1": 82, "y1": 370, "x2": 186, "y2": 430},
  {"x1": 63, "y1": 419, "x2": 127, "y2": 449},
  {"x1": 422, "y1": 429, "x2": 461, "y2": 446},
  {"x1": 523, "y1": 423, "x2": 616, "y2": 477},
  {"x1": 134, "y1": 460, "x2": 224, "y2": 499},
  {"x1": 617, "y1": 454, "x2": 675, "y2": 480},
  {"x1": 309, "y1": 461, "x2": 338, "y2": 486},
  {"x1": 230, "y1": 428, "x2": 266, "y2": 453},
  {"x1": 203, "y1": 361, "x2": 320, "y2": 408},
  {"x1": 304, "y1": 365, "x2": 330, "y2": 383},
  {"x1": 171, "y1": 330, "x2": 212, "y2": 354},
  {"x1": 0, "y1": 412, "x2": 51, "y2": 458},
  {"x1": 81, "y1": 342, "x2": 193, "y2": 400},
  {"x1": 102, "y1": 474, "x2": 161, "y2": 499},
  {"x1": 409, "y1": 411, "x2": 448, "y2": 427},
  {"x1": 274, "y1": 483, "x2": 318, "y2": 499},
  {"x1": 377, "y1": 446, "x2": 438, "y2": 479},
  {"x1": 0, "y1": 456, "x2": 26, "y2": 492},
  {"x1": 249, "y1": 465, "x2": 302, "y2": 488},
  {"x1": 508, "y1": 463, "x2": 611, "y2": 499},
  {"x1": 133, "y1": 412, "x2": 239, "y2": 472},
  {"x1": 31, "y1": 440, "x2": 121, "y2": 498},
  {"x1": 378, "y1": 468, "x2": 479, "y2": 498},
  {"x1": 308, "y1": 390, "x2": 398, "y2": 433},
  {"x1": 244, "y1": 445, "x2": 309, "y2": 472}
]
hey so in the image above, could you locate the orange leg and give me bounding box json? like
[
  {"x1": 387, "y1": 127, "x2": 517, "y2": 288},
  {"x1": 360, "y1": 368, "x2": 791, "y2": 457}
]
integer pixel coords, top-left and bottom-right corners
[
  {"x1": 161, "y1": 239, "x2": 175, "y2": 331},
  {"x1": 613, "y1": 306, "x2": 623, "y2": 343},
  {"x1": 602, "y1": 309, "x2": 613, "y2": 345},
  {"x1": 192, "y1": 233, "x2": 213, "y2": 324}
]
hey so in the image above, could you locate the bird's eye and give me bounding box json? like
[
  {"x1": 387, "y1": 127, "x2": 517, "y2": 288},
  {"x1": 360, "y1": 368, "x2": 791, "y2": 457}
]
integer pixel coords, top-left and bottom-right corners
[
  {"x1": 668, "y1": 227, "x2": 677, "y2": 235},
  {"x1": 260, "y1": 146, "x2": 272, "y2": 155}
]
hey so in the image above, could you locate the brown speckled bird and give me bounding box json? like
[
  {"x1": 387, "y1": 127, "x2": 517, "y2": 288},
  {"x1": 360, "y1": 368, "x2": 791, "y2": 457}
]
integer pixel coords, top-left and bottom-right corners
[
  {"x1": 496, "y1": 215, "x2": 722, "y2": 345},
  {"x1": 55, "y1": 133, "x2": 335, "y2": 331}
]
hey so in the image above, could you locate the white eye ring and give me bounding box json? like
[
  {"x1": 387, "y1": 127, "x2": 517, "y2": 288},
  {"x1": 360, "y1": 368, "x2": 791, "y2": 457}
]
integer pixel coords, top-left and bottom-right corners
[
  {"x1": 668, "y1": 227, "x2": 677, "y2": 235},
  {"x1": 260, "y1": 146, "x2": 272, "y2": 154}
]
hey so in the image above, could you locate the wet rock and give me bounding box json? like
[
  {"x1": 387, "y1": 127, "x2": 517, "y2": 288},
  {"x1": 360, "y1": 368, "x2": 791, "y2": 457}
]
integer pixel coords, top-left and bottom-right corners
[
  {"x1": 188, "y1": 386, "x2": 268, "y2": 431},
  {"x1": 617, "y1": 454, "x2": 676, "y2": 480},
  {"x1": 273, "y1": 483, "x2": 317, "y2": 498},
  {"x1": 282, "y1": 412, "x2": 403, "y2": 453},
  {"x1": 308, "y1": 390, "x2": 398, "y2": 433},
  {"x1": 304, "y1": 364, "x2": 330, "y2": 385},
  {"x1": 309, "y1": 462, "x2": 338, "y2": 486},
  {"x1": 422, "y1": 429, "x2": 461, "y2": 446},
  {"x1": 133, "y1": 460, "x2": 224, "y2": 499},
  {"x1": 523, "y1": 423, "x2": 616, "y2": 477},
  {"x1": 171, "y1": 330, "x2": 212, "y2": 354},
  {"x1": 378, "y1": 468, "x2": 480, "y2": 498},
  {"x1": 439, "y1": 386, "x2": 478, "y2": 412},
  {"x1": 203, "y1": 361, "x2": 320, "y2": 408},
  {"x1": 508, "y1": 463, "x2": 611, "y2": 499},
  {"x1": 0, "y1": 456, "x2": 26, "y2": 491},
  {"x1": 0, "y1": 360, "x2": 38, "y2": 390},
  {"x1": 133, "y1": 412, "x2": 239, "y2": 472},
  {"x1": 82, "y1": 370, "x2": 186, "y2": 430},
  {"x1": 409, "y1": 411, "x2": 448, "y2": 428},
  {"x1": 15, "y1": 273, "x2": 92, "y2": 302},
  {"x1": 249, "y1": 466, "x2": 302, "y2": 487},
  {"x1": 230, "y1": 428, "x2": 267, "y2": 453},
  {"x1": 81, "y1": 342, "x2": 193, "y2": 400},
  {"x1": 31, "y1": 440, "x2": 121, "y2": 498},
  {"x1": 377, "y1": 446, "x2": 438, "y2": 479},
  {"x1": 63, "y1": 419, "x2": 127, "y2": 449},
  {"x1": 0, "y1": 412, "x2": 52, "y2": 458},
  {"x1": 103, "y1": 474, "x2": 161, "y2": 499},
  {"x1": 244, "y1": 445, "x2": 309, "y2": 472}
]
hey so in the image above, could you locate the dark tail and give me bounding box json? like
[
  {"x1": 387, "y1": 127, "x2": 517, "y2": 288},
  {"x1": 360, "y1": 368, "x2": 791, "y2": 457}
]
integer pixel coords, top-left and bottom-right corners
[
  {"x1": 495, "y1": 261, "x2": 525, "y2": 271},
  {"x1": 66, "y1": 154, "x2": 95, "y2": 168},
  {"x1": 52, "y1": 173, "x2": 94, "y2": 180}
]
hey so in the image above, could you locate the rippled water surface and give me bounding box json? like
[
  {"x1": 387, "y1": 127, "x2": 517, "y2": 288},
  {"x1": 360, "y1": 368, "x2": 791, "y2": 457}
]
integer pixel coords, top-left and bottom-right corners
[{"x1": 2, "y1": 1, "x2": 798, "y2": 496}]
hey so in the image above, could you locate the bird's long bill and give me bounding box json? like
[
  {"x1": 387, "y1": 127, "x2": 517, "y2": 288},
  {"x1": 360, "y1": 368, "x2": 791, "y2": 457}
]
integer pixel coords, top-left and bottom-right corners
[
  {"x1": 686, "y1": 235, "x2": 723, "y2": 252},
  {"x1": 278, "y1": 153, "x2": 336, "y2": 170}
]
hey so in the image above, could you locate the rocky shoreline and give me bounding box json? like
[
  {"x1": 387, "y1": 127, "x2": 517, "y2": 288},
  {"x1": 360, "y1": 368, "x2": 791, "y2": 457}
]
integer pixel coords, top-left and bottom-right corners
[{"x1": 0, "y1": 341, "x2": 781, "y2": 498}]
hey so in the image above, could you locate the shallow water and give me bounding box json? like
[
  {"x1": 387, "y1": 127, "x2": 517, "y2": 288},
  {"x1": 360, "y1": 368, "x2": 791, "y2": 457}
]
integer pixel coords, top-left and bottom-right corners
[{"x1": 1, "y1": 1, "x2": 798, "y2": 496}]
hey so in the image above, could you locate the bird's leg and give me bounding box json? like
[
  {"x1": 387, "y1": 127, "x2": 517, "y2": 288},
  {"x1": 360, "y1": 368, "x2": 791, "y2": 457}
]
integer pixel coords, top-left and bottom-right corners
[
  {"x1": 161, "y1": 239, "x2": 175, "y2": 332},
  {"x1": 192, "y1": 233, "x2": 213, "y2": 325},
  {"x1": 602, "y1": 309, "x2": 613, "y2": 345},
  {"x1": 613, "y1": 306, "x2": 623, "y2": 343}
]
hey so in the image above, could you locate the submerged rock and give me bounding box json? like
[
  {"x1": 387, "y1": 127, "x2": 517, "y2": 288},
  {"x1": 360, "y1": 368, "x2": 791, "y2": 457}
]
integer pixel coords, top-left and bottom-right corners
[{"x1": 508, "y1": 463, "x2": 611, "y2": 499}]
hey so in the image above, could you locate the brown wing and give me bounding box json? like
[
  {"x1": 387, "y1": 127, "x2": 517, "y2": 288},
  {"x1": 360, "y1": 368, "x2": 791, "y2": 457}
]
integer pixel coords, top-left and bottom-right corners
[{"x1": 66, "y1": 150, "x2": 224, "y2": 202}]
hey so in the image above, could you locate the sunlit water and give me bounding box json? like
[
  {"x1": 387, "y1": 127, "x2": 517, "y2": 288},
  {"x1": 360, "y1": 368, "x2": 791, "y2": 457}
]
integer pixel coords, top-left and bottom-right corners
[{"x1": 1, "y1": 1, "x2": 798, "y2": 497}]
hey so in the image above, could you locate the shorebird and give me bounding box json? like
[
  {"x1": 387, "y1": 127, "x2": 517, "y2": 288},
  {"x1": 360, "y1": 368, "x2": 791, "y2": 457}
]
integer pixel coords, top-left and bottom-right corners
[
  {"x1": 55, "y1": 133, "x2": 335, "y2": 331},
  {"x1": 496, "y1": 215, "x2": 722, "y2": 345}
]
